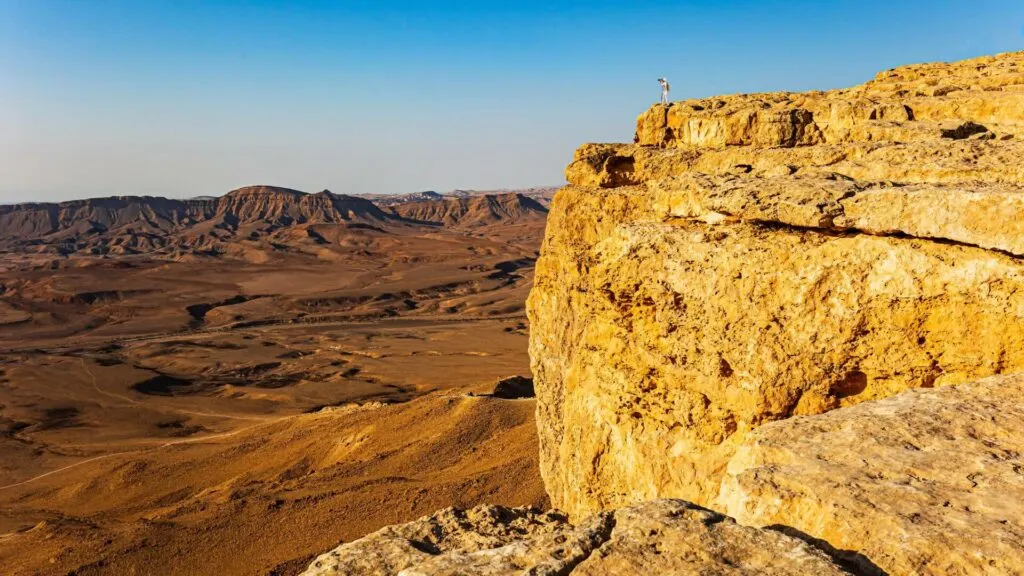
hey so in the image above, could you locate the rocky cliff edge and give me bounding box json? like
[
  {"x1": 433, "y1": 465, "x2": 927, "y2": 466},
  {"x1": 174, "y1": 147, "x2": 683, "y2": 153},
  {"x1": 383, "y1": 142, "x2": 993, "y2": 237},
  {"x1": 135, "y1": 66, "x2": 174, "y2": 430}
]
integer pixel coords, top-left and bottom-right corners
[
  {"x1": 528, "y1": 50, "x2": 1024, "y2": 517},
  {"x1": 302, "y1": 51, "x2": 1024, "y2": 576}
]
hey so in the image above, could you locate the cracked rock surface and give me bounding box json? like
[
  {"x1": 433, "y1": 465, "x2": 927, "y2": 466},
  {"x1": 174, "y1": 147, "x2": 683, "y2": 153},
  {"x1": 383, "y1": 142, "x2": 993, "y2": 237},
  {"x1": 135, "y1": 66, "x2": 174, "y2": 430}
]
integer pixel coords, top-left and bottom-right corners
[
  {"x1": 301, "y1": 500, "x2": 850, "y2": 575},
  {"x1": 528, "y1": 50, "x2": 1024, "y2": 519}
]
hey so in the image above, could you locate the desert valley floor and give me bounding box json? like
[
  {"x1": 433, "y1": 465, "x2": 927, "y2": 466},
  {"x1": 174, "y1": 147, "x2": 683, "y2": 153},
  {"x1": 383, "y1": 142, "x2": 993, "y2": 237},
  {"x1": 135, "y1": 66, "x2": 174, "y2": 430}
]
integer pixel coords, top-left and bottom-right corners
[{"x1": 0, "y1": 188, "x2": 552, "y2": 575}]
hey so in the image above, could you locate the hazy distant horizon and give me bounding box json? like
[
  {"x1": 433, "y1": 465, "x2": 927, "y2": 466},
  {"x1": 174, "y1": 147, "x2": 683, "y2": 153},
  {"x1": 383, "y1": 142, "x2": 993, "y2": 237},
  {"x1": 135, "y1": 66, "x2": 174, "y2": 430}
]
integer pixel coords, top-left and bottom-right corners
[
  {"x1": 3, "y1": 0, "x2": 1023, "y2": 203},
  {"x1": 0, "y1": 183, "x2": 565, "y2": 206}
]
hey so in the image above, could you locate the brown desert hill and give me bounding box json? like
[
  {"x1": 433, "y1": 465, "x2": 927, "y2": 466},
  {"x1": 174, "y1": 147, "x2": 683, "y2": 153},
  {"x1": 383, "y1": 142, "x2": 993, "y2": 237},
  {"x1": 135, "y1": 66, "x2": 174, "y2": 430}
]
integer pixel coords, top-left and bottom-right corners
[
  {"x1": 387, "y1": 193, "x2": 548, "y2": 229},
  {"x1": 0, "y1": 385, "x2": 546, "y2": 576},
  {"x1": 211, "y1": 186, "x2": 391, "y2": 227},
  {"x1": 444, "y1": 187, "x2": 560, "y2": 208},
  {"x1": 0, "y1": 196, "x2": 215, "y2": 243},
  {"x1": 0, "y1": 314, "x2": 549, "y2": 576}
]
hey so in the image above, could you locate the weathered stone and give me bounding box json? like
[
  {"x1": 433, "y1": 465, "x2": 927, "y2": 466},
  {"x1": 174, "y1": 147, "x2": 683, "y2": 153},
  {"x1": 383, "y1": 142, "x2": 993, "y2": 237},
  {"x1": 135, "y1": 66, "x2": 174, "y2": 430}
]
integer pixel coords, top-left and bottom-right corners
[
  {"x1": 719, "y1": 373, "x2": 1024, "y2": 576},
  {"x1": 567, "y1": 140, "x2": 1024, "y2": 190},
  {"x1": 531, "y1": 205, "x2": 1024, "y2": 516},
  {"x1": 645, "y1": 175, "x2": 1024, "y2": 256},
  {"x1": 301, "y1": 500, "x2": 851, "y2": 575},
  {"x1": 835, "y1": 182, "x2": 1024, "y2": 256},
  {"x1": 529, "y1": 50, "x2": 1024, "y2": 520},
  {"x1": 300, "y1": 505, "x2": 584, "y2": 576},
  {"x1": 571, "y1": 500, "x2": 849, "y2": 575}
]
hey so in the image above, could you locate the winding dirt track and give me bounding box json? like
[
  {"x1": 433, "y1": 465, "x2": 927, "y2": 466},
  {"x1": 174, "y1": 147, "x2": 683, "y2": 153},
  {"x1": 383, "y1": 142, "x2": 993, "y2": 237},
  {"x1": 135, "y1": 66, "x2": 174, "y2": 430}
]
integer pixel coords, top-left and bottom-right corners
[
  {"x1": 0, "y1": 359, "x2": 284, "y2": 492},
  {"x1": 79, "y1": 358, "x2": 265, "y2": 422},
  {"x1": 0, "y1": 314, "x2": 524, "y2": 493},
  {"x1": 0, "y1": 313, "x2": 527, "y2": 356}
]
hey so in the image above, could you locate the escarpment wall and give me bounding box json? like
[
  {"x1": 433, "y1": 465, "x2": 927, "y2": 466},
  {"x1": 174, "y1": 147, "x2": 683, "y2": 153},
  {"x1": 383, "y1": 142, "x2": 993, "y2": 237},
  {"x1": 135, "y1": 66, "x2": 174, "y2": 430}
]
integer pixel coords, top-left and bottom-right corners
[{"x1": 527, "y1": 51, "x2": 1024, "y2": 519}]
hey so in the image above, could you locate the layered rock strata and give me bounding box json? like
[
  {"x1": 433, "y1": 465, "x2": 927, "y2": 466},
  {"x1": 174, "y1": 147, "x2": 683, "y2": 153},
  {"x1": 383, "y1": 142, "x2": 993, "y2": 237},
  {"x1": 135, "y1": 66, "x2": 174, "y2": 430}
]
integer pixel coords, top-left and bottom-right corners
[{"x1": 527, "y1": 51, "x2": 1024, "y2": 517}]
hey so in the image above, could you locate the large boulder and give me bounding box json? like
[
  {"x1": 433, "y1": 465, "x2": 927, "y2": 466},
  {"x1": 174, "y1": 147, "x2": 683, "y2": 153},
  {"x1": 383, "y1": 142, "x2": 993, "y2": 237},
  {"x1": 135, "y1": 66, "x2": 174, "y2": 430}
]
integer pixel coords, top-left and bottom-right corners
[
  {"x1": 719, "y1": 373, "x2": 1024, "y2": 576},
  {"x1": 528, "y1": 50, "x2": 1024, "y2": 519},
  {"x1": 301, "y1": 500, "x2": 851, "y2": 575}
]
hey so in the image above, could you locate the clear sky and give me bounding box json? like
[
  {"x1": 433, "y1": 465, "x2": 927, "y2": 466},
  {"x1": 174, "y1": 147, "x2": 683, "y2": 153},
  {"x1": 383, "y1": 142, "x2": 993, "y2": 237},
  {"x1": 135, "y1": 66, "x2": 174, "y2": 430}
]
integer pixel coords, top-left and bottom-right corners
[{"x1": 2, "y1": 1, "x2": 1022, "y2": 202}]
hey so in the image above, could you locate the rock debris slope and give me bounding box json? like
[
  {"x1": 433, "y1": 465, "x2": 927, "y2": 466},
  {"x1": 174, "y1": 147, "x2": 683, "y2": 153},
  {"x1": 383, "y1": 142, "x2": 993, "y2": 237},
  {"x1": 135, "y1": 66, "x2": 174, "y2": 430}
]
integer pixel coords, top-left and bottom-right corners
[{"x1": 527, "y1": 50, "x2": 1024, "y2": 517}]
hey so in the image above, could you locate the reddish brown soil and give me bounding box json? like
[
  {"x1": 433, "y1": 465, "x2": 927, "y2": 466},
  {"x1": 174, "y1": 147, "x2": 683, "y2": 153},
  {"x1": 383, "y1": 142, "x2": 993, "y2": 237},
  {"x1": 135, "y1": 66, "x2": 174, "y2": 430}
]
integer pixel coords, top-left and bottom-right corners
[{"x1": 0, "y1": 190, "x2": 552, "y2": 575}]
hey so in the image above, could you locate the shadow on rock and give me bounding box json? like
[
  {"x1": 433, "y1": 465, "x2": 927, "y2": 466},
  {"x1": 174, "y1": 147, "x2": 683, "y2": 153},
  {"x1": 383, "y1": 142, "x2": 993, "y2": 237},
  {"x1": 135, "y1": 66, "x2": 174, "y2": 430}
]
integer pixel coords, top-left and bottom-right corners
[
  {"x1": 767, "y1": 524, "x2": 889, "y2": 576},
  {"x1": 491, "y1": 376, "x2": 534, "y2": 399}
]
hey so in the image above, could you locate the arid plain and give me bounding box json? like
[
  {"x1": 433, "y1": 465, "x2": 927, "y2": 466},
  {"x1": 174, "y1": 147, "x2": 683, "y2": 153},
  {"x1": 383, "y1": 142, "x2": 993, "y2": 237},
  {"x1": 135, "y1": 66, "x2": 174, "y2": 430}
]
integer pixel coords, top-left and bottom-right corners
[{"x1": 0, "y1": 188, "x2": 553, "y2": 575}]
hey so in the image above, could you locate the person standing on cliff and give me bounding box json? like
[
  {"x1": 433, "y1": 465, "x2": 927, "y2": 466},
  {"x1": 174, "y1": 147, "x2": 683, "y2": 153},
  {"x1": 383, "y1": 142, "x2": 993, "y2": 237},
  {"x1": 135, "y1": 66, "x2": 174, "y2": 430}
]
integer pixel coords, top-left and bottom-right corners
[{"x1": 658, "y1": 77, "x2": 670, "y2": 105}]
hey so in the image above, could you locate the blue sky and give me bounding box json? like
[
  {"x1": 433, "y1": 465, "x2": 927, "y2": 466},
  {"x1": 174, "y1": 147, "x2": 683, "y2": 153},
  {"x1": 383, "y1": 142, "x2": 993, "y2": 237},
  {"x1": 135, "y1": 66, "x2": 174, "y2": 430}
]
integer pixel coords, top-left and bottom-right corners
[{"x1": 2, "y1": 1, "x2": 1022, "y2": 202}]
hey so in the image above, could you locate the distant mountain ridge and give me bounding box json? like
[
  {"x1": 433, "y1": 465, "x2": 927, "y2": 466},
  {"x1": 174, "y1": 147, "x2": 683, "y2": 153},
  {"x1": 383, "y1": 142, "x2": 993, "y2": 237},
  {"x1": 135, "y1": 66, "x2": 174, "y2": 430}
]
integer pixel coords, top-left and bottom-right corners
[
  {"x1": 387, "y1": 193, "x2": 548, "y2": 229},
  {"x1": 0, "y1": 185, "x2": 549, "y2": 257},
  {"x1": 355, "y1": 191, "x2": 445, "y2": 206},
  {"x1": 355, "y1": 186, "x2": 559, "y2": 207},
  {"x1": 0, "y1": 186, "x2": 387, "y2": 240}
]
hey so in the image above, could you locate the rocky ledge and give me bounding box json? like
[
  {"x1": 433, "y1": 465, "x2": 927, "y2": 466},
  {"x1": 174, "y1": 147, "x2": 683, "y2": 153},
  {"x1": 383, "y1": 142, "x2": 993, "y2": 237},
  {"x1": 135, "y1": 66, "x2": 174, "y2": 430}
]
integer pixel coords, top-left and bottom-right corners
[{"x1": 301, "y1": 499, "x2": 851, "y2": 575}]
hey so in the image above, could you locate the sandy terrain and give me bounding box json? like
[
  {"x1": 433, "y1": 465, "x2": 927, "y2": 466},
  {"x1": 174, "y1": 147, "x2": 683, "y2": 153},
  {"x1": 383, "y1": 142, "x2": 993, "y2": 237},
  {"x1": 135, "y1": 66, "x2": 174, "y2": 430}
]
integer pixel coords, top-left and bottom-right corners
[{"x1": 0, "y1": 191, "x2": 550, "y2": 575}]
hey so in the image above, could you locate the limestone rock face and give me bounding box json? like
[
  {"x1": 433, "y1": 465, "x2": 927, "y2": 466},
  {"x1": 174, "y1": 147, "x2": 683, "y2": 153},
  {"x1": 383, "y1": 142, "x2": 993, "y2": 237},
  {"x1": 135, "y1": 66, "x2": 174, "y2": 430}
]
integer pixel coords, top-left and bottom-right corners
[
  {"x1": 719, "y1": 373, "x2": 1024, "y2": 576},
  {"x1": 527, "y1": 51, "x2": 1024, "y2": 519},
  {"x1": 301, "y1": 500, "x2": 850, "y2": 575}
]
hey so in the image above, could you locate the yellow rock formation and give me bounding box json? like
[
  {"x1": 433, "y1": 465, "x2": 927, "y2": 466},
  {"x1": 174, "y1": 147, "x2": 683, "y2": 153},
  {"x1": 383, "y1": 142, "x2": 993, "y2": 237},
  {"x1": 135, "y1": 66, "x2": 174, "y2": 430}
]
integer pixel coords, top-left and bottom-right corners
[{"x1": 527, "y1": 51, "x2": 1024, "y2": 518}]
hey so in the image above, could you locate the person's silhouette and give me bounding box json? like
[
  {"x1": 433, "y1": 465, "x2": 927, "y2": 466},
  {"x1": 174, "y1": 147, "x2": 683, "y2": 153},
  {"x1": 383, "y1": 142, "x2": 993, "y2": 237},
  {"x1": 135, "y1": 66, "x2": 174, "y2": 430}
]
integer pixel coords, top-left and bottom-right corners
[{"x1": 658, "y1": 78, "x2": 671, "y2": 105}]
